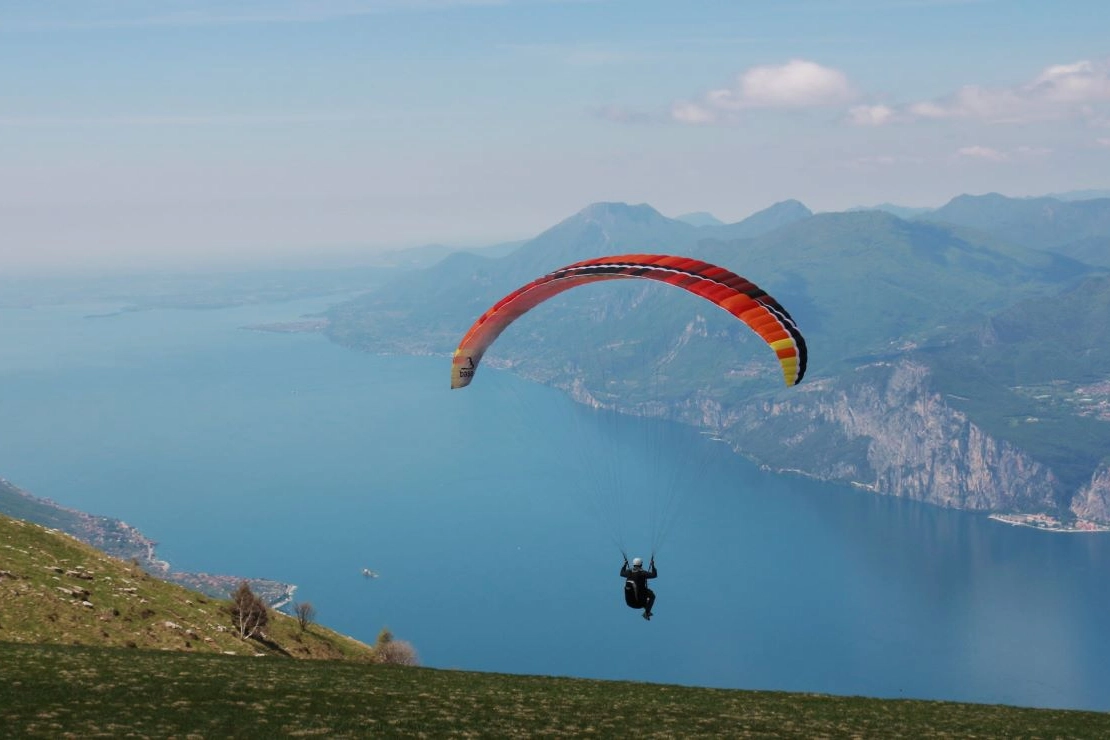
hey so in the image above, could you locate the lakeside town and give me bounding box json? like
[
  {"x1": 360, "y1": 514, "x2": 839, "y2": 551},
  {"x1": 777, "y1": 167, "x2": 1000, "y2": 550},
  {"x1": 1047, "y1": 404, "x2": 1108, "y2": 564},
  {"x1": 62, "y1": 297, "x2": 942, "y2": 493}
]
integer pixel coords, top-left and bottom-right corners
[{"x1": 988, "y1": 512, "x2": 1110, "y2": 533}]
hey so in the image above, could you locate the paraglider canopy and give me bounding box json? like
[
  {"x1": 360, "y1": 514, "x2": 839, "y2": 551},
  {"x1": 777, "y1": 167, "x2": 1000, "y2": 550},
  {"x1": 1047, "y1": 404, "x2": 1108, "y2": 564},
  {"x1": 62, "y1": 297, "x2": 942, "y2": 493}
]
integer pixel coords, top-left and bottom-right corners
[{"x1": 450, "y1": 254, "x2": 806, "y2": 390}]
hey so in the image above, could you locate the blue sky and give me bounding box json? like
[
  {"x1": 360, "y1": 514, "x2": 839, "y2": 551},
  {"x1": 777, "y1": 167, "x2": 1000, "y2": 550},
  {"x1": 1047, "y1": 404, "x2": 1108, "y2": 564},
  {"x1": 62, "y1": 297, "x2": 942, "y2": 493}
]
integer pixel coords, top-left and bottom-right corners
[{"x1": 2, "y1": 0, "x2": 1109, "y2": 272}]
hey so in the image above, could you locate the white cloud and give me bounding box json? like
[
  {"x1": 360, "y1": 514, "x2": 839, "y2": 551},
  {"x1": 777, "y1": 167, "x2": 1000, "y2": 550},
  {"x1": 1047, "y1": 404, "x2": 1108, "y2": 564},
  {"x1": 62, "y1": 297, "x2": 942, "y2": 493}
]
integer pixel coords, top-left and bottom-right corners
[
  {"x1": 1029, "y1": 60, "x2": 1110, "y2": 104},
  {"x1": 1096, "y1": 137, "x2": 1110, "y2": 148},
  {"x1": 670, "y1": 59, "x2": 855, "y2": 124},
  {"x1": 868, "y1": 58, "x2": 1110, "y2": 125},
  {"x1": 953, "y1": 144, "x2": 1052, "y2": 162},
  {"x1": 847, "y1": 104, "x2": 897, "y2": 126},
  {"x1": 669, "y1": 101, "x2": 719, "y2": 125},
  {"x1": 910, "y1": 86, "x2": 1028, "y2": 122},
  {"x1": 734, "y1": 59, "x2": 855, "y2": 108},
  {"x1": 957, "y1": 145, "x2": 1008, "y2": 161},
  {"x1": 638, "y1": 56, "x2": 1110, "y2": 130}
]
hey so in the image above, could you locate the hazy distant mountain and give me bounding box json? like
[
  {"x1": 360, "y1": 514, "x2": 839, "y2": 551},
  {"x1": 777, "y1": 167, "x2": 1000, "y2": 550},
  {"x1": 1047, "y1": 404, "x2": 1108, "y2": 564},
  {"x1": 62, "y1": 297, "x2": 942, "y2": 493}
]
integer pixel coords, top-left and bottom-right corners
[
  {"x1": 703, "y1": 199, "x2": 813, "y2": 241},
  {"x1": 325, "y1": 193, "x2": 1110, "y2": 524},
  {"x1": 327, "y1": 194, "x2": 1100, "y2": 374},
  {"x1": 698, "y1": 210, "x2": 1087, "y2": 368},
  {"x1": 372, "y1": 243, "x2": 458, "y2": 268},
  {"x1": 675, "y1": 211, "x2": 724, "y2": 227},
  {"x1": 922, "y1": 193, "x2": 1110, "y2": 260},
  {"x1": 849, "y1": 203, "x2": 935, "y2": 219},
  {"x1": 324, "y1": 199, "x2": 817, "y2": 356},
  {"x1": 1046, "y1": 189, "x2": 1110, "y2": 202},
  {"x1": 510, "y1": 202, "x2": 700, "y2": 276},
  {"x1": 372, "y1": 240, "x2": 526, "y2": 269},
  {"x1": 324, "y1": 202, "x2": 703, "y2": 355},
  {"x1": 471, "y1": 240, "x2": 528, "y2": 259}
]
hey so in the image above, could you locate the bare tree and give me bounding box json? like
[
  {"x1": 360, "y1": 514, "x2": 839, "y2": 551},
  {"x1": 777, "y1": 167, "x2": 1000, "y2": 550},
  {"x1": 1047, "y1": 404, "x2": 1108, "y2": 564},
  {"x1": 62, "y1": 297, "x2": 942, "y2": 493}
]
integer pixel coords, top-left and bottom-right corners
[
  {"x1": 293, "y1": 601, "x2": 316, "y2": 632},
  {"x1": 229, "y1": 581, "x2": 269, "y2": 640}
]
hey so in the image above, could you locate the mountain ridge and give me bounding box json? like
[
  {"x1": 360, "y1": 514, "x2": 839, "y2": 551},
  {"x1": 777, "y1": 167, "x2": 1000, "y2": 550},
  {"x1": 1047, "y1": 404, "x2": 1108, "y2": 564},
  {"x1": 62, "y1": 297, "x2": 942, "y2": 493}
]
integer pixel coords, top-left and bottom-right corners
[
  {"x1": 324, "y1": 191, "x2": 1110, "y2": 524},
  {"x1": 922, "y1": 192, "x2": 1110, "y2": 258}
]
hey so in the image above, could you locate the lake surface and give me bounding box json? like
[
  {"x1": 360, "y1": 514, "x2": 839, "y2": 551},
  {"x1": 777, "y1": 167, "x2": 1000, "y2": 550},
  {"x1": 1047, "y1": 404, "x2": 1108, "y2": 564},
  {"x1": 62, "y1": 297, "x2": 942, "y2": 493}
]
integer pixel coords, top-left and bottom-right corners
[{"x1": 1, "y1": 296, "x2": 1109, "y2": 712}]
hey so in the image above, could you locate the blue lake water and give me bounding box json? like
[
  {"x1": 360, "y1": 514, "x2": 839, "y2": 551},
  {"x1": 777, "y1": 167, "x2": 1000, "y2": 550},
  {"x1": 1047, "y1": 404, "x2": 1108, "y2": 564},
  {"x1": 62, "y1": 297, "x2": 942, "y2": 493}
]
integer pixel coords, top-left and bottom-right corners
[{"x1": 1, "y1": 296, "x2": 1109, "y2": 712}]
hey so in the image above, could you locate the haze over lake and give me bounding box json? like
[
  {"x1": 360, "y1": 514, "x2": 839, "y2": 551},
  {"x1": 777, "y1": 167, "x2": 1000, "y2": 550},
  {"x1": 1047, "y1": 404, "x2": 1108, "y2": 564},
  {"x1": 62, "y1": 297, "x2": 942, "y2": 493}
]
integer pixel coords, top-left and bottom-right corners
[{"x1": 1, "y1": 291, "x2": 1108, "y2": 711}]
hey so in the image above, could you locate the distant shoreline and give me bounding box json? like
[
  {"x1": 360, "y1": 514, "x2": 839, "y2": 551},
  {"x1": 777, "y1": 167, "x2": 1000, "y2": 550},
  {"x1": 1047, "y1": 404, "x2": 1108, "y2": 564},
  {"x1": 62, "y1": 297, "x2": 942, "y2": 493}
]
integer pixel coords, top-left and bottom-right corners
[
  {"x1": 0, "y1": 478, "x2": 298, "y2": 607},
  {"x1": 988, "y1": 513, "x2": 1110, "y2": 533},
  {"x1": 241, "y1": 318, "x2": 329, "y2": 334}
]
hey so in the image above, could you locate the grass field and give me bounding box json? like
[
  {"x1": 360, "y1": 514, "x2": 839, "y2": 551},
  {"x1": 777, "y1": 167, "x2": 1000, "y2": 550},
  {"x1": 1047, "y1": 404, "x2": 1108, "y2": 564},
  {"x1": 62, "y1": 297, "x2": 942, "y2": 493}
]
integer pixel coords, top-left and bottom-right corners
[
  {"x1": 3, "y1": 641, "x2": 1110, "y2": 738},
  {"x1": 4, "y1": 511, "x2": 1109, "y2": 737}
]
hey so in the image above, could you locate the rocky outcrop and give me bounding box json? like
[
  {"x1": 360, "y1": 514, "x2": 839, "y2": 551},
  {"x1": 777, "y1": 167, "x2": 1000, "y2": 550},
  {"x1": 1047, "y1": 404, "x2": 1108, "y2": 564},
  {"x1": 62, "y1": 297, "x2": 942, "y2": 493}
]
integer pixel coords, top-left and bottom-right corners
[
  {"x1": 603, "y1": 359, "x2": 1074, "y2": 517},
  {"x1": 806, "y1": 361, "x2": 1061, "y2": 513},
  {"x1": 1071, "y1": 465, "x2": 1110, "y2": 522},
  {"x1": 734, "y1": 360, "x2": 1066, "y2": 513}
]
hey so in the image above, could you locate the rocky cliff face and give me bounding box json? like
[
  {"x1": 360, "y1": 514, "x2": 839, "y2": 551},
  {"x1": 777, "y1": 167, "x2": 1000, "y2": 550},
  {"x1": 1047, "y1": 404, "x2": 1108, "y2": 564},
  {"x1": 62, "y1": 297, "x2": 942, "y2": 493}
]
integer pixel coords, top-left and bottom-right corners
[
  {"x1": 1071, "y1": 464, "x2": 1110, "y2": 522},
  {"x1": 576, "y1": 359, "x2": 1084, "y2": 519},
  {"x1": 773, "y1": 360, "x2": 1063, "y2": 514}
]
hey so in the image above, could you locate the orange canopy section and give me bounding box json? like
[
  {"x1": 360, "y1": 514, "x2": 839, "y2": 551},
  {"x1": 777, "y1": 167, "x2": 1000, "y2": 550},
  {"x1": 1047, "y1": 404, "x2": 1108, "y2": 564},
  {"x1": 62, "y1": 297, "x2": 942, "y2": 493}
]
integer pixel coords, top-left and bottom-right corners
[{"x1": 451, "y1": 254, "x2": 807, "y2": 389}]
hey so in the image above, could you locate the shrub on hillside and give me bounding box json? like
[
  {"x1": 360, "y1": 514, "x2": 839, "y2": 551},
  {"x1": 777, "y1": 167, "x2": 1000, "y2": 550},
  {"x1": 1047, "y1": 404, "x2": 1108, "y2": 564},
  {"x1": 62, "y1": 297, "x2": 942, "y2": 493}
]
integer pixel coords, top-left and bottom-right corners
[{"x1": 374, "y1": 627, "x2": 419, "y2": 666}]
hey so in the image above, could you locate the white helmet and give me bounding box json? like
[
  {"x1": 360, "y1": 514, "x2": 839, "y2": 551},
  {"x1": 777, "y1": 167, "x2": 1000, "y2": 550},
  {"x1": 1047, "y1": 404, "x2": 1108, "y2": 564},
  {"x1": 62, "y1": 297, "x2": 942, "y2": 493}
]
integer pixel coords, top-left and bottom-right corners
[{"x1": 632, "y1": 557, "x2": 643, "y2": 567}]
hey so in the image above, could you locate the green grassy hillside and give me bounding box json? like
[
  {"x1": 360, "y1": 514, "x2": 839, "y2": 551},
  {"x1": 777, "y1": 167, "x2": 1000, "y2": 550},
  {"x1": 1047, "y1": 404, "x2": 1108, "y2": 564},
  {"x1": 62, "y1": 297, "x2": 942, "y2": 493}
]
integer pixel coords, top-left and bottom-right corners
[
  {"x1": 4, "y1": 512, "x2": 1108, "y2": 736},
  {"x1": 3, "y1": 642, "x2": 1109, "y2": 738},
  {"x1": 0, "y1": 477, "x2": 294, "y2": 605},
  {"x1": 0, "y1": 513, "x2": 375, "y2": 661}
]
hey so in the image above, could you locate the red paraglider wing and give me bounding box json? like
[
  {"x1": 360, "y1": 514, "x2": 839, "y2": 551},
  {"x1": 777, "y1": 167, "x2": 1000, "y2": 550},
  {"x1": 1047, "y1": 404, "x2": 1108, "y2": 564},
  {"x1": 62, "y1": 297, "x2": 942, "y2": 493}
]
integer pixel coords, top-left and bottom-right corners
[{"x1": 450, "y1": 254, "x2": 807, "y2": 389}]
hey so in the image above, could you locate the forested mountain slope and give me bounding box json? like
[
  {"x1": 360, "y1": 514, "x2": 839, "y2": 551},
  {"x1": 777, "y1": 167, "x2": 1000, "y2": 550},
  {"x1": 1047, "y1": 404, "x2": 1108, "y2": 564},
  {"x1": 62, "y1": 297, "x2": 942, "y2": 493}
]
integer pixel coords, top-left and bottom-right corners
[{"x1": 325, "y1": 193, "x2": 1110, "y2": 523}]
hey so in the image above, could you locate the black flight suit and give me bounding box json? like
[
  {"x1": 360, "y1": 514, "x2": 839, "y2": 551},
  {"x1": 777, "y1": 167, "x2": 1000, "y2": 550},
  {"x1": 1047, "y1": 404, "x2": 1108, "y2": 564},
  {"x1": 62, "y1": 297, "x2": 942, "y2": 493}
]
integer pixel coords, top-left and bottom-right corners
[{"x1": 621, "y1": 560, "x2": 657, "y2": 617}]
